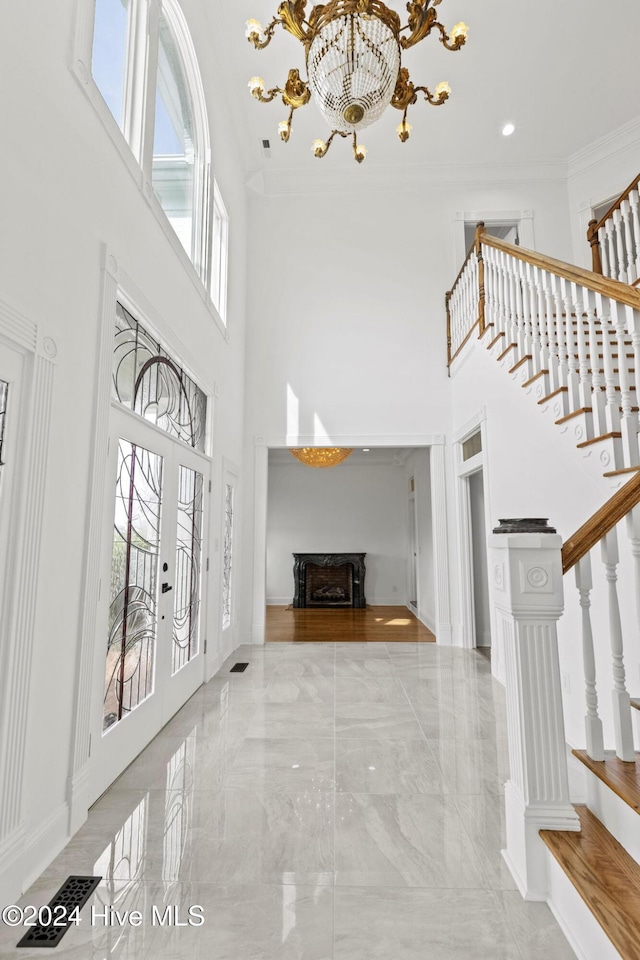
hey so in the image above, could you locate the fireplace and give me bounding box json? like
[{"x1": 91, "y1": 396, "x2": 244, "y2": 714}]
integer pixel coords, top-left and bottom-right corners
[{"x1": 292, "y1": 553, "x2": 366, "y2": 608}]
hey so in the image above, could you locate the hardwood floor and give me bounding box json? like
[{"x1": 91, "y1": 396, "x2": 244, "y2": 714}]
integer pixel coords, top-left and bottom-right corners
[{"x1": 264, "y1": 605, "x2": 436, "y2": 643}]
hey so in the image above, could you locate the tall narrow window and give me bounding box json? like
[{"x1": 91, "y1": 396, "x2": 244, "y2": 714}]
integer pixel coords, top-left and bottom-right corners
[
  {"x1": 211, "y1": 183, "x2": 229, "y2": 322},
  {"x1": 172, "y1": 466, "x2": 203, "y2": 674},
  {"x1": 152, "y1": 11, "x2": 197, "y2": 261},
  {"x1": 91, "y1": 0, "x2": 130, "y2": 129},
  {"x1": 222, "y1": 483, "x2": 234, "y2": 630},
  {"x1": 0, "y1": 379, "x2": 8, "y2": 477}
]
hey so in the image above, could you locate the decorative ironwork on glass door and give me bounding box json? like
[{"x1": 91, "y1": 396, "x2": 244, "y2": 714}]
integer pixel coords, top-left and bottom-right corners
[
  {"x1": 104, "y1": 441, "x2": 163, "y2": 731},
  {"x1": 172, "y1": 466, "x2": 203, "y2": 674},
  {"x1": 112, "y1": 303, "x2": 207, "y2": 451},
  {"x1": 0, "y1": 379, "x2": 9, "y2": 475},
  {"x1": 222, "y1": 482, "x2": 234, "y2": 630}
]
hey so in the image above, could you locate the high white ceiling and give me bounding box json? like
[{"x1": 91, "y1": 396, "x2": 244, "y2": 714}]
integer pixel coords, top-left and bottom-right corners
[{"x1": 213, "y1": 0, "x2": 640, "y2": 179}]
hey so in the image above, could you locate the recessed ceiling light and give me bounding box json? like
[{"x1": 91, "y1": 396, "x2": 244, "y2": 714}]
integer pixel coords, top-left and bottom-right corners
[
  {"x1": 502, "y1": 123, "x2": 515, "y2": 137},
  {"x1": 362, "y1": 448, "x2": 370, "y2": 452}
]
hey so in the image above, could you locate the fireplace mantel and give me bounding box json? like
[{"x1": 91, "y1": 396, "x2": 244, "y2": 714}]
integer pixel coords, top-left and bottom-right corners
[{"x1": 292, "y1": 553, "x2": 366, "y2": 608}]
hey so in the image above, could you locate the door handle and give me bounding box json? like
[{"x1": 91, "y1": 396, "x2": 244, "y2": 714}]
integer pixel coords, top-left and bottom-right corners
[{"x1": 162, "y1": 582, "x2": 173, "y2": 594}]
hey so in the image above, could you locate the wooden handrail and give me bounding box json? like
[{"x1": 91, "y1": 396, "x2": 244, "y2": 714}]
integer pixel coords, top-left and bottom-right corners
[
  {"x1": 562, "y1": 471, "x2": 640, "y2": 574},
  {"x1": 478, "y1": 232, "x2": 640, "y2": 312},
  {"x1": 586, "y1": 172, "x2": 640, "y2": 276}
]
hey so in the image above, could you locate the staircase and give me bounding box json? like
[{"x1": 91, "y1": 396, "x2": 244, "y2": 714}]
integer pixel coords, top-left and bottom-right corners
[{"x1": 446, "y1": 188, "x2": 640, "y2": 960}]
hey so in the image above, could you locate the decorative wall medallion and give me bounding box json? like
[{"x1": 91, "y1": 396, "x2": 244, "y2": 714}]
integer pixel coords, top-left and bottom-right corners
[
  {"x1": 575, "y1": 425, "x2": 583, "y2": 440},
  {"x1": 519, "y1": 561, "x2": 553, "y2": 594},
  {"x1": 41, "y1": 336, "x2": 58, "y2": 359},
  {"x1": 553, "y1": 403, "x2": 561, "y2": 417},
  {"x1": 600, "y1": 450, "x2": 611, "y2": 466},
  {"x1": 536, "y1": 385, "x2": 543, "y2": 398},
  {"x1": 493, "y1": 562, "x2": 504, "y2": 590},
  {"x1": 526, "y1": 566, "x2": 549, "y2": 588}
]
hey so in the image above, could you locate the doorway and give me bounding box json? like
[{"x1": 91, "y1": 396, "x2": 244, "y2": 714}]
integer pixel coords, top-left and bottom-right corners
[
  {"x1": 89, "y1": 405, "x2": 209, "y2": 803},
  {"x1": 468, "y1": 471, "x2": 491, "y2": 650}
]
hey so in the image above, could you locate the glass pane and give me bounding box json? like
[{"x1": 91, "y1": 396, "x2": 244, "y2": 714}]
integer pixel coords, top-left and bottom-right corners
[
  {"x1": 152, "y1": 13, "x2": 195, "y2": 260},
  {"x1": 92, "y1": 0, "x2": 130, "y2": 129},
  {"x1": 172, "y1": 466, "x2": 203, "y2": 674},
  {"x1": 222, "y1": 483, "x2": 234, "y2": 630},
  {"x1": 462, "y1": 431, "x2": 482, "y2": 461},
  {"x1": 104, "y1": 440, "x2": 163, "y2": 732},
  {"x1": 0, "y1": 379, "x2": 8, "y2": 473},
  {"x1": 112, "y1": 303, "x2": 207, "y2": 452},
  {"x1": 211, "y1": 186, "x2": 228, "y2": 320}
]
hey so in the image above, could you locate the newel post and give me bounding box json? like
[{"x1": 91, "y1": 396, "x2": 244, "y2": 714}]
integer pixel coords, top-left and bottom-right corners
[
  {"x1": 489, "y1": 518, "x2": 580, "y2": 901},
  {"x1": 587, "y1": 218, "x2": 603, "y2": 275}
]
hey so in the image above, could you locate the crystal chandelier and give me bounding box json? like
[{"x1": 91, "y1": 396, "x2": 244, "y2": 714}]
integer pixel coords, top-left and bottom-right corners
[
  {"x1": 290, "y1": 447, "x2": 354, "y2": 467},
  {"x1": 246, "y1": 0, "x2": 468, "y2": 163}
]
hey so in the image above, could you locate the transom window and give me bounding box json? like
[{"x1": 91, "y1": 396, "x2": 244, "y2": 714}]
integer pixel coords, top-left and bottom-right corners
[
  {"x1": 89, "y1": 0, "x2": 229, "y2": 325},
  {"x1": 112, "y1": 302, "x2": 207, "y2": 452}
]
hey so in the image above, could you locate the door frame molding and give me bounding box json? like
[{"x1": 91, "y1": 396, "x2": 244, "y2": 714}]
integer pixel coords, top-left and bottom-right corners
[
  {"x1": 0, "y1": 298, "x2": 58, "y2": 904},
  {"x1": 250, "y1": 433, "x2": 452, "y2": 645},
  {"x1": 68, "y1": 246, "x2": 216, "y2": 836}
]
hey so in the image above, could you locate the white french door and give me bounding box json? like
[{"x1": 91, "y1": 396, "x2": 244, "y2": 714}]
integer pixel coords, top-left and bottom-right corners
[{"x1": 89, "y1": 404, "x2": 210, "y2": 803}]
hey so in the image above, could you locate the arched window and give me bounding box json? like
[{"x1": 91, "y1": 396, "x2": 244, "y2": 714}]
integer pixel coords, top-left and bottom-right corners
[
  {"x1": 87, "y1": 0, "x2": 228, "y2": 326},
  {"x1": 152, "y1": 3, "x2": 210, "y2": 273}
]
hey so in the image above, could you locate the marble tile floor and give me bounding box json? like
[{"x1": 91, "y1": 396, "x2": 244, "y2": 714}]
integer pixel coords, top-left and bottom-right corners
[{"x1": 1, "y1": 642, "x2": 578, "y2": 959}]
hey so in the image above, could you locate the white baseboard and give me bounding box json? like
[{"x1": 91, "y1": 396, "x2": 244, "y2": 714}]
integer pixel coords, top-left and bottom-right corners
[
  {"x1": 0, "y1": 802, "x2": 69, "y2": 904},
  {"x1": 266, "y1": 597, "x2": 291, "y2": 606},
  {"x1": 20, "y1": 802, "x2": 69, "y2": 894},
  {"x1": 411, "y1": 606, "x2": 436, "y2": 632}
]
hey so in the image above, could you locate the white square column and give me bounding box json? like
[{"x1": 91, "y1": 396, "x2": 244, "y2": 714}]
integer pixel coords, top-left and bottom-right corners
[{"x1": 489, "y1": 519, "x2": 581, "y2": 901}]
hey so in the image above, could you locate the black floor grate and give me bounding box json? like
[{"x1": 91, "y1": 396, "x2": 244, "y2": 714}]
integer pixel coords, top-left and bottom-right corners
[
  {"x1": 230, "y1": 662, "x2": 249, "y2": 672},
  {"x1": 17, "y1": 875, "x2": 102, "y2": 948}
]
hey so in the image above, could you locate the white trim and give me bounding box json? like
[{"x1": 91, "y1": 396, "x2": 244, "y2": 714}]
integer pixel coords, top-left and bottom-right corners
[
  {"x1": 0, "y1": 299, "x2": 57, "y2": 904},
  {"x1": 68, "y1": 245, "x2": 216, "y2": 834},
  {"x1": 454, "y1": 209, "x2": 535, "y2": 265},
  {"x1": 20, "y1": 803, "x2": 70, "y2": 895}
]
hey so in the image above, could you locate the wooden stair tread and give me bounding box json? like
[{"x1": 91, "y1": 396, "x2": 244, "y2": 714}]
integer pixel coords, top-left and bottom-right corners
[
  {"x1": 540, "y1": 805, "x2": 640, "y2": 960},
  {"x1": 603, "y1": 466, "x2": 640, "y2": 478},
  {"x1": 537, "y1": 386, "x2": 568, "y2": 404},
  {"x1": 487, "y1": 332, "x2": 505, "y2": 348},
  {"x1": 573, "y1": 750, "x2": 640, "y2": 815},
  {"x1": 522, "y1": 369, "x2": 548, "y2": 388},
  {"x1": 555, "y1": 406, "x2": 592, "y2": 425},
  {"x1": 631, "y1": 698, "x2": 640, "y2": 711},
  {"x1": 577, "y1": 431, "x2": 622, "y2": 448},
  {"x1": 509, "y1": 354, "x2": 531, "y2": 373},
  {"x1": 497, "y1": 342, "x2": 518, "y2": 361}
]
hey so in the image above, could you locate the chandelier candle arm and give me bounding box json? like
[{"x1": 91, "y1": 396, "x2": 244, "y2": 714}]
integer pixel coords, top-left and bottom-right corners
[{"x1": 246, "y1": 0, "x2": 467, "y2": 160}]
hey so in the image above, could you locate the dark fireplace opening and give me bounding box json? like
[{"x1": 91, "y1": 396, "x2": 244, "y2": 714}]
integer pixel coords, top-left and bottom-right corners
[{"x1": 305, "y1": 562, "x2": 353, "y2": 607}]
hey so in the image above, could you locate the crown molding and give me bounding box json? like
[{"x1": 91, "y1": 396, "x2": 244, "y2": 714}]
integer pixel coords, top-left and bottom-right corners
[
  {"x1": 567, "y1": 115, "x2": 640, "y2": 180},
  {"x1": 248, "y1": 158, "x2": 568, "y2": 197}
]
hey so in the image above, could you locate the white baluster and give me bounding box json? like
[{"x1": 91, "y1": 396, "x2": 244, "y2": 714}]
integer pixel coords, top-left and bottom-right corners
[
  {"x1": 621, "y1": 198, "x2": 635, "y2": 284},
  {"x1": 601, "y1": 528, "x2": 635, "y2": 760},
  {"x1": 571, "y1": 282, "x2": 592, "y2": 412},
  {"x1": 535, "y1": 266, "x2": 550, "y2": 378},
  {"x1": 561, "y1": 278, "x2": 579, "y2": 412},
  {"x1": 551, "y1": 274, "x2": 568, "y2": 390},
  {"x1": 575, "y1": 555, "x2": 605, "y2": 760},
  {"x1": 544, "y1": 272, "x2": 561, "y2": 393},
  {"x1": 629, "y1": 189, "x2": 640, "y2": 284},
  {"x1": 527, "y1": 262, "x2": 542, "y2": 373},
  {"x1": 584, "y1": 293, "x2": 607, "y2": 436},
  {"x1": 599, "y1": 224, "x2": 610, "y2": 278},
  {"x1": 613, "y1": 208, "x2": 627, "y2": 283},
  {"x1": 605, "y1": 218, "x2": 617, "y2": 281},
  {"x1": 596, "y1": 294, "x2": 622, "y2": 436},
  {"x1": 611, "y1": 298, "x2": 639, "y2": 466}
]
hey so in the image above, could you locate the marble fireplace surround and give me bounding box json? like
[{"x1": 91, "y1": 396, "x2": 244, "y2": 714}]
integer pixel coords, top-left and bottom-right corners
[{"x1": 292, "y1": 553, "x2": 366, "y2": 608}]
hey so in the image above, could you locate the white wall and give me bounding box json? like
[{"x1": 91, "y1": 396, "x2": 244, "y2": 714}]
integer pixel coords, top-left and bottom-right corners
[
  {"x1": 240, "y1": 176, "x2": 574, "y2": 642},
  {"x1": 266, "y1": 457, "x2": 408, "y2": 604},
  {"x1": 0, "y1": 0, "x2": 248, "y2": 901}
]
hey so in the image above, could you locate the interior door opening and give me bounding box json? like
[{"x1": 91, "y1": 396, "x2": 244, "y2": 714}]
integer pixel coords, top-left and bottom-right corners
[{"x1": 468, "y1": 470, "x2": 491, "y2": 650}]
